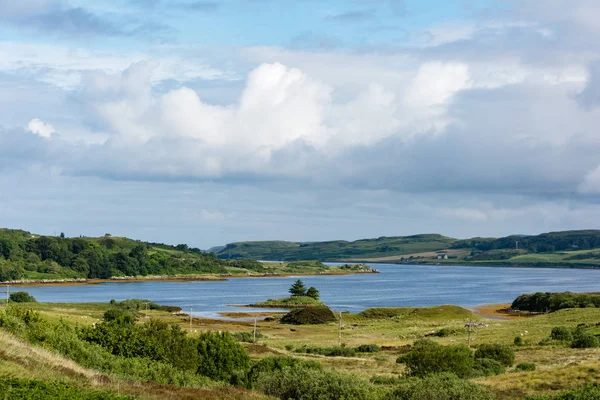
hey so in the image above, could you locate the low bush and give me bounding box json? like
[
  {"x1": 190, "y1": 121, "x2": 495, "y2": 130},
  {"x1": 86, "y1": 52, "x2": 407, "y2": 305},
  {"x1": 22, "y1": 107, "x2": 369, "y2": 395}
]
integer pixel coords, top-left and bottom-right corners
[
  {"x1": 280, "y1": 307, "x2": 336, "y2": 325},
  {"x1": 433, "y1": 328, "x2": 457, "y2": 337},
  {"x1": 514, "y1": 336, "x2": 524, "y2": 346},
  {"x1": 571, "y1": 332, "x2": 599, "y2": 348},
  {"x1": 9, "y1": 291, "x2": 36, "y2": 303},
  {"x1": 383, "y1": 373, "x2": 495, "y2": 400},
  {"x1": 257, "y1": 365, "x2": 383, "y2": 400},
  {"x1": 397, "y1": 340, "x2": 474, "y2": 378},
  {"x1": 356, "y1": 344, "x2": 381, "y2": 353},
  {"x1": 0, "y1": 376, "x2": 132, "y2": 399},
  {"x1": 471, "y1": 358, "x2": 505, "y2": 377},
  {"x1": 474, "y1": 344, "x2": 515, "y2": 367},
  {"x1": 247, "y1": 356, "x2": 322, "y2": 387},
  {"x1": 515, "y1": 362, "x2": 536, "y2": 372},
  {"x1": 550, "y1": 326, "x2": 573, "y2": 342}
]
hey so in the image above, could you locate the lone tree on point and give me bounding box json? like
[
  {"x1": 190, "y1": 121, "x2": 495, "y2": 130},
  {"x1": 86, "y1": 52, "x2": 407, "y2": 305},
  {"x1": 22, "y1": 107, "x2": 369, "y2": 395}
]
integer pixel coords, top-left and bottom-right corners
[
  {"x1": 306, "y1": 287, "x2": 320, "y2": 300},
  {"x1": 289, "y1": 279, "x2": 307, "y2": 297}
]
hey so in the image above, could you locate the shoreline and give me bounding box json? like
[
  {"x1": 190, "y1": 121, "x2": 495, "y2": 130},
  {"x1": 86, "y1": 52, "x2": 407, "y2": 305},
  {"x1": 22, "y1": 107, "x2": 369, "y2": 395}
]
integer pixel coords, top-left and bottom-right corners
[{"x1": 4, "y1": 270, "x2": 373, "y2": 287}]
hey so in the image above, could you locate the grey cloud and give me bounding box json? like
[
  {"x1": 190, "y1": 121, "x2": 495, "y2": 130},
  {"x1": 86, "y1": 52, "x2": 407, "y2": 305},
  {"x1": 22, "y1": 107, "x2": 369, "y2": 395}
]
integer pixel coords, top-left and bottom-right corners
[
  {"x1": 0, "y1": 1, "x2": 175, "y2": 39},
  {"x1": 577, "y1": 61, "x2": 600, "y2": 110}
]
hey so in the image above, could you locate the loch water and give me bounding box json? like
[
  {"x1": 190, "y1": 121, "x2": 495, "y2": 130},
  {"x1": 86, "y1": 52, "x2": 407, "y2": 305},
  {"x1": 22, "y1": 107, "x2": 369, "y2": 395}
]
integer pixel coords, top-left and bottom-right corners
[{"x1": 21, "y1": 264, "x2": 600, "y2": 319}]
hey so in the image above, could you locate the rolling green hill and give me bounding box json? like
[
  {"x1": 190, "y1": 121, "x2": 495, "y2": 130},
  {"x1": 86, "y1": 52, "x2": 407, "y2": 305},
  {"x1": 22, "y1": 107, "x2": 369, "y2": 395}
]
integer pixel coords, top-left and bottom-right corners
[
  {"x1": 215, "y1": 230, "x2": 600, "y2": 268},
  {"x1": 216, "y1": 234, "x2": 457, "y2": 261}
]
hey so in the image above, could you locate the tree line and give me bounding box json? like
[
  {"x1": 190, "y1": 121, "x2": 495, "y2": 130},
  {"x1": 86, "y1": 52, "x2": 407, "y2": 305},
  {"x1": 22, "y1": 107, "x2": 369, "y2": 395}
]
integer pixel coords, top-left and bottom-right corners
[{"x1": 0, "y1": 229, "x2": 263, "y2": 281}]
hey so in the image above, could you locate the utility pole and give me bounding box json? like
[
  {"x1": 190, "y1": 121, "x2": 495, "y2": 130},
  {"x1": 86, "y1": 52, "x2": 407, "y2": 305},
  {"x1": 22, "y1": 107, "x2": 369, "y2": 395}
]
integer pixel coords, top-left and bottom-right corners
[
  {"x1": 465, "y1": 320, "x2": 476, "y2": 348},
  {"x1": 253, "y1": 317, "x2": 257, "y2": 344},
  {"x1": 190, "y1": 307, "x2": 193, "y2": 330},
  {"x1": 5, "y1": 284, "x2": 9, "y2": 305},
  {"x1": 338, "y1": 311, "x2": 342, "y2": 346}
]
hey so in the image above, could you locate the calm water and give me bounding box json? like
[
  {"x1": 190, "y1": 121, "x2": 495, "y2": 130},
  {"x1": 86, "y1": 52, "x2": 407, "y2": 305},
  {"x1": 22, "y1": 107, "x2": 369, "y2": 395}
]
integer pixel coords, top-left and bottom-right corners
[{"x1": 20, "y1": 264, "x2": 600, "y2": 319}]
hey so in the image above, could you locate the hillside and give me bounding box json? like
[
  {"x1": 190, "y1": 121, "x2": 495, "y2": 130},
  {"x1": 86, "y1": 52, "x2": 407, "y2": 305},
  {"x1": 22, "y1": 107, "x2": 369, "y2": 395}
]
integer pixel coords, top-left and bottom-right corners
[
  {"x1": 215, "y1": 230, "x2": 600, "y2": 268},
  {"x1": 216, "y1": 234, "x2": 456, "y2": 261}
]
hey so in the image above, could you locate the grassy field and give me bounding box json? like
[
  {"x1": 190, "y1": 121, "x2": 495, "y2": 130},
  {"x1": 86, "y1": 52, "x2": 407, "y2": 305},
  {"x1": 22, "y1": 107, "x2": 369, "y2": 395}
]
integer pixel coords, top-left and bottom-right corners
[{"x1": 5, "y1": 300, "x2": 600, "y2": 399}]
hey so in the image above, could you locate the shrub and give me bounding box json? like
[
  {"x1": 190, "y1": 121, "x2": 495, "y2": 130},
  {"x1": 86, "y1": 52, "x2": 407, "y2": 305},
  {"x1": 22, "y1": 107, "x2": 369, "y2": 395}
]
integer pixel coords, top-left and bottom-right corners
[
  {"x1": 434, "y1": 328, "x2": 456, "y2": 337},
  {"x1": 196, "y1": 331, "x2": 250, "y2": 381},
  {"x1": 9, "y1": 292, "x2": 36, "y2": 303},
  {"x1": 515, "y1": 362, "x2": 536, "y2": 371},
  {"x1": 571, "y1": 332, "x2": 599, "y2": 348},
  {"x1": 384, "y1": 373, "x2": 495, "y2": 400},
  {"x1": 514, "y1": 336, "x2": 524, "y2": 346},
  {"x1": 471, "y1": 358, "x2": 505, "y2": 377},
  {"x1": 550, "y1": 326, "x2": 573, "y2": 342},
  {"x1": 474, "y1": 344, "x2": 515, "y2": 367},
  {"x1": 247, "y1": 356, "x2": 322, "y2": 387},
  {"x1": 280, "y1": 307, "x2": 336, "y2": 325},
  {"x1": 257, "y1": 365, "x2": 383, "y2": 400},
  {"x1": 356, "y1": 344, "x2": 381, "y2": 353},
  {"x1": 397, "y1": 341, "x2": 474, "y2": 378}
]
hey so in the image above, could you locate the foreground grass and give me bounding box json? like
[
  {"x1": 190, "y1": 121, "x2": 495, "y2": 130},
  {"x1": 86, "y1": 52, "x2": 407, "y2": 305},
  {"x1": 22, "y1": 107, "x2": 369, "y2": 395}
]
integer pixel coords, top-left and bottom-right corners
[{"x1": 5, "y1": 302, "x2": 600, "y2": 399}]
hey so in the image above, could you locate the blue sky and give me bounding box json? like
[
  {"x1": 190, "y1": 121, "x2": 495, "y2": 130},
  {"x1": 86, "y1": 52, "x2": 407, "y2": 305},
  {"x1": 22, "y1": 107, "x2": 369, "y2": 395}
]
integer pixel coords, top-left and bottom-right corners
[{"x1": 1, "y1": 0, "x2": 600, "y2": 247}]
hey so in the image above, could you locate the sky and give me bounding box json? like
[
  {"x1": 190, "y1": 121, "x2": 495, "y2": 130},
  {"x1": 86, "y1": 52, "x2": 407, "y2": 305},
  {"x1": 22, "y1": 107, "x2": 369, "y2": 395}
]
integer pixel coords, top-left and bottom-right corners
[{"x1": 1, "y1": 0, "x2": 600, "y2": 248}]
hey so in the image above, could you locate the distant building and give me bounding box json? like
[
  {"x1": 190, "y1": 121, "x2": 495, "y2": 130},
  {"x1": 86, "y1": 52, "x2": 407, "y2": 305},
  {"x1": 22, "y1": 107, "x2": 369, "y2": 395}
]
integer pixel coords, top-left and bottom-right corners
[{"x1": 437, "y1": 253, "x2": 448, "y2": 260}]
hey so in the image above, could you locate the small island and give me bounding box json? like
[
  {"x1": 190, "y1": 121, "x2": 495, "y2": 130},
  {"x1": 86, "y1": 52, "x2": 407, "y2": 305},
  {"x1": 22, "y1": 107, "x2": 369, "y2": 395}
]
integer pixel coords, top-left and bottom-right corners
[{"x1": 249, "y1": 279, "x2": 325, "y2": 308}]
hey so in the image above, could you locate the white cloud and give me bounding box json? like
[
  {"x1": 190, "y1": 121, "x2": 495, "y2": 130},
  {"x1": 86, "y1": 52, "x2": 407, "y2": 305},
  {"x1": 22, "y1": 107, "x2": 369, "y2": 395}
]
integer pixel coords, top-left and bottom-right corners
[{"x1": 27, "y1": 118, "x2": 55, "y2": 138}]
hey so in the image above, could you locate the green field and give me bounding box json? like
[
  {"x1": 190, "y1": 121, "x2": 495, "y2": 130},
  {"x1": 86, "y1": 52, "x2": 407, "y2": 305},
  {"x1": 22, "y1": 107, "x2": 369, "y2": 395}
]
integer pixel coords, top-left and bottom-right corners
[{"x1": 3, "y1": 299, "x2": 600, "y2": 400}]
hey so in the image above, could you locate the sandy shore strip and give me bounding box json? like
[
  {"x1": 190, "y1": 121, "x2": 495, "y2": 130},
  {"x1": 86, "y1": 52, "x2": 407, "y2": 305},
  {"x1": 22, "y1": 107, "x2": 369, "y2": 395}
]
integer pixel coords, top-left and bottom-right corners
[{"x1": 471, "y1": 303, "x2": 533, "y2": 320}]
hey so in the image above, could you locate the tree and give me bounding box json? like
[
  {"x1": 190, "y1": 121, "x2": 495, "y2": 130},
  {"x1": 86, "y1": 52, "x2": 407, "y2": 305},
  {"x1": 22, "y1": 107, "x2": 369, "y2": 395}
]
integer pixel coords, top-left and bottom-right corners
[
  {"x1": 9, "y1": 292, "x2": 36, "y2": 303},
  {"x1": 60, "y1": 232, "x2": 65, "y2": 238},
  {"x1": 306, "y1": 286, "x2": 320, "y2": 300},
  {"x1": 289, "y1": 279, "x2": 307, "y2": 297}
]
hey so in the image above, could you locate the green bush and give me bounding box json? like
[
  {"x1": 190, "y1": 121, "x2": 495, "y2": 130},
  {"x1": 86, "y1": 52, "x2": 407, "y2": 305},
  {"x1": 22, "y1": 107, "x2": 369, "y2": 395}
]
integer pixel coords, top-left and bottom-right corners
[
  {"x1": 514, "y1": 336, "x2": 524, "y2": 346},
  {"x1": 397, "y1": 340, "x2": 474, "y2": 378},
  {"x1": 571, "y1": 332, "x2": 599, "y2": 348},
  {"x1": 526, "y1": 385, "x2": 600, "y2": 399},
  {"x1": 247, "y1": 356, "x2": 322, "y2": 387},
  {"x1": 511, "y1": 292, "x2": 600, "y2": 313},
  {"x1": 471, "y1": 358, "x2": 505, "y2": 377},
  {"x1": 257, "y1": 365, "x2": 383, "y2": 400},
  {"x1": 515, "y1": 362, "x2": 536, "y2": 372},
  {"x1": 550, "y1": 327, "x2": 573, "y2": 342},
  {"x1": 196, "y1": 331, "x2": 250, "y2": 381},
  {"x1": 356, "y1": 344, "x2": 381, "y2": 353},
  {"x1": 433, "y1": 328, "x2": 456, "y2": 337},
  {"x1": 9, "y1": 292, "x2": 36, "y2": 303},
  {"x1": 0, "y1": 376, "x2": 132, "y2": 399},
  {"x1": 474, "y1": 344, "x2": 515, "y2": 367},
  {"x1": 0, "y1": 307, "x2": 213, "y2": 387},
  {"x1": 383, "y1": 373, "x2": 495, "y2": 400},
  {"x1": 280, "y1": 307, "x2": 336, "y2": 325}
]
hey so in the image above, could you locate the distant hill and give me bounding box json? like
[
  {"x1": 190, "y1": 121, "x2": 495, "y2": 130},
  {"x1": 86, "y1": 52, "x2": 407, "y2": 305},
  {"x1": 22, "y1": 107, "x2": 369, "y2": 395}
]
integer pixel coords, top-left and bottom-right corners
[
  {"x1": 215, "y1": 234, "x2": 457, "y2": 261},
  {"x1": 0, "y1": 228, "x2": 264, "y2": 282},
  {"x1": 215, "y1": 230, "x2": 600, "y2": 268}
]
